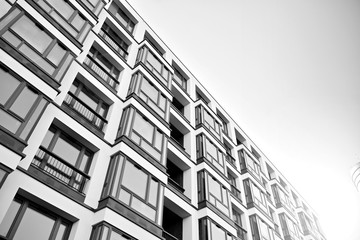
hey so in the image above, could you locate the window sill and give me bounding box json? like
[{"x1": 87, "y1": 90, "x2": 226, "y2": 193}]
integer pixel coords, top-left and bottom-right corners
[{"x1": 0, "y1": 127, "x2": 27, "y2": 158}]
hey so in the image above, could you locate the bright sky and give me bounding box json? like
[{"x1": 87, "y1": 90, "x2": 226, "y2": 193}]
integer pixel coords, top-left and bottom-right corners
[{"x1": 126, "y1": 1, "x2": 360, "y2": 239}]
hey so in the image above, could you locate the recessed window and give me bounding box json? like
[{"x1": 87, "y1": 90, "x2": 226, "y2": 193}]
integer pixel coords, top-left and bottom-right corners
[
  {"x1": 99, "y1": 22, "x2": 130, "y2": 60},
  {"x1": 32, "y1": 0, "x2": 92, "y2": 43},
  {"x1": 0, "y1": 8, "x2": 74, "y2": 83},
  {"x1": 84, "y1": 46, "x2": 121, "y2": 90},
  {"x1": 102, "y1": 153, "x2": 162, "y2": 222},
  {"x1": 173, "y1": 68, "x2": 187, "y2": 91},
  {"x1": 108, "y1": 2, "x2": 136, "y2": 34},
  {"x1": 0, "y1": 197, "x2": 71, "y2": 240},
  {"x1": 31, "y1": 125, "x2": 93, "y2": 192},
  {"x1": 0, "y1": 66, "x2": 48, "y2": 141},
  {"x1": 63, "y1": 79, "x2": 109, "y2": 132}
]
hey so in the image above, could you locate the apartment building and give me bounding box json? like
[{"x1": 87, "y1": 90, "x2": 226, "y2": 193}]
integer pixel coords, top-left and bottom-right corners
[{"x1": 0, "y1": 0, "x2": 327, "y2": 240}]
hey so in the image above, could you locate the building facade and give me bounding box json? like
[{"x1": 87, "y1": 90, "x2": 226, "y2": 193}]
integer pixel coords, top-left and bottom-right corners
[{"x1": 0, "y1": 0, "x2": 327, "y2": 240}]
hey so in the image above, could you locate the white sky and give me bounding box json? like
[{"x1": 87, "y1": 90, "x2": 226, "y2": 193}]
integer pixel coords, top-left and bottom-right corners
[{"x1": 126, "y1": 1, "x2": 360, "y2": 239}]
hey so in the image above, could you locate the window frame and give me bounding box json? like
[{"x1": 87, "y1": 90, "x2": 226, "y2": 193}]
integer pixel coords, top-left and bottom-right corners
[
  {"x1": 91, "y1": 221, "x2": 137, "y2": 240},
  {"x1": 0, "y1": 197, "x2": 71, "y2": 240},
  {"x1": 99, "y1": 22, "x2": 129, "y2": 60},
  {"x1": 195, "y1": 105, "x2": 222, "y2": 140}
]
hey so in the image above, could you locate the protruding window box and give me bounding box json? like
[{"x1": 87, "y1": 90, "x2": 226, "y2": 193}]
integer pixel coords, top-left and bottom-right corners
[
  {"x1": 230, "y1": 185, "x2": 242, "y2": 203},
  {"x1": 244, "y1": 179, "x2": 269, "y2": 216},
  {"x1": 127, "y1": 71, "x2": 170, "y2": 122},
  {"x1": 249, "y1": 214, "x2": 275, "y2": 240},
  {"x1": 195, "y1": 105, "x2": 222, "y2": 142},
  {"x1": 0, "y1": 7, "x2": 74, "y2": 88},
  {"x1": 199, "y1": 217, "x2": 237, "y2": 240},
  {"x1": 198, "y1": 170, "x2": 231, "y2": 221},
  {"x1": 108, "y1": 2, "x2": 137, "y2": 35},
  {"x1": 116, "y1": 106, "x2": 168, "y2": 172},
  {"x1": 136, "y1": 46, "x2": 172, "y2": 90},
  {"x1": 100, "y1": 152, "x2": 164, "y2": 238},
  {"x1": 76, "y1": 0, "x2": 105, "y2": 18},
  {"x1": 196, "y1": 134, "x2": 226, "y2": 176},
  {"x1": 239, "y1": 149, "x2": 261, "y2": 180},
  {"x1": 91, "y1": 222, "x2": 138, "y2": 240},
  {"x1": 271, "y1": 184, "x2": 296, "y2": 217}
]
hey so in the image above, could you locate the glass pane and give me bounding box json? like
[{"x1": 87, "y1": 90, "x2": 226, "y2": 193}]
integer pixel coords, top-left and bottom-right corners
[
  {"x1": 54, "y1": 223, "x2": 67, "y2": 240},
  {"x1": 12, "y1": 16, "x2": 52, "y2": 53},
  {"x1": 122, "y1": 161, "x2": 147, "y2": 199},
  {"x1": 0, "y1": 69, "x2": 20, "y2": 105},
  {"x1": 132, "y1": 113, "x2": 154, "y2": 143},
  {"x1": 131, "y1": 197, "x2": 156, "y2": 221},
  {"x1": 79, "y1": 151, "x2": 91, "y2": 172},
  {"x1": 141, "y1": 79, "x2": 158, "y2": 102},
  {"x1": 47, "y1": 0, "x2": 74, "y2": 19},
  {"x1": 211, "y1": 222, "x2": 226, "y2": 240},
  {"x1": 78, "y1": 90, "x2": 98, "y2": 111},
  {"x1": 52, "y1": 135, "x2": 81, "y2": 165},
  {"x1": 110, "y1": 156, "x2": 123, "y2": 197},
  {"x1": 0, "y1": 200, "x2": 21, "y2": 236},
  {"x1": 2, "y1": 31, "x2": 22, "y2": 48},
  {"x1": 206, "y1": 139, "x2": 218, "y2": 159},
  {"x1": 19, "y1": 44, "x2": 55, "y2": 74},
  {"x1": 148, "y1": 178, "x2": 158, "y2": 206},
  {"x1": 20, "y1": 98, "x2": 47, "y2": 140},
  {"x1": 13, "y1": 207, "x2": 55, "y2": 240},
  {"x1": 110, "y1": 231, "x2": 128, "y2": 240},
  {"x1": 47, "y1": 44, "x2": 66, "y2": 66},
  {"x1": 0, "y1": 108, "x2": 21, "y2": 133},
  {"x1": 41, "y1": 128, "x2": 55, "y2": 148},
  {"x1": 153, "y1": 130, "x2": 163, "y2": 151},
  {"x1": 71, "y1": 14, "x2": 85, "y2": 31},
  {"x1": 208, "y1": 177, "x2": 222, "y2": 200},
  {"x1": 119, "y1": 189, "x2": 131, "y2": 205},
  {"x1": 10, "y1": 87, "x2": 37, "y2": 119},
  {"x1": 146, "y1": 52, "x2": 161, "y2": 72},
  {"x1": 100, "y1": 226, "x2": 109, "y2": 240},
  {"x1": 259, "y1": 221, "x2": 270, "y2": 240}
]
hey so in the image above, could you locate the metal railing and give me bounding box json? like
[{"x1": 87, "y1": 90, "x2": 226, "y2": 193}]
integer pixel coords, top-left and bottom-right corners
[
  {"x1": 32, "y1": 147, "x2": 90, "y2": 193},
  {"x1": 99, "y1": 28, "x2": 128, "y2": 60},
  {"x1": 64, "y1": 93, "x2": 107, "y2": 131},
  {"x1": 84, "y1": 55, "x2": 119, "y2": 90}
]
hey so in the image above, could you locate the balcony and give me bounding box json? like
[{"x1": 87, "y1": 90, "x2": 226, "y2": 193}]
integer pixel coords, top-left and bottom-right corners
[
  {"x1": 99, "y1": 28, "x2": 128, "y2": 60},
  {"x1": 31, "y1": 147, "x2": 90, "y2": 193},
  {"x1": 84, "y1": 55, "x2": 119, "y2": 91},
  {"x1": 63, "y1": 93, "x2": 107, "y2": 132}
]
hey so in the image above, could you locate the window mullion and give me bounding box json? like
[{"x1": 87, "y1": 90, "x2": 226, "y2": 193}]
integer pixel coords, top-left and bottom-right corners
[
  {"x1": 7, "y1": 200, "x2": 27, "y2": 239},
  {"x1": 49, "y1": 218, "x2": 61, "y2": 240},
  {"x1": 4, "y1": 81, "x2": 25, "y2": 109},
  {"x1": 15, "y1": 94, "x2": 42, "y2": 135}
]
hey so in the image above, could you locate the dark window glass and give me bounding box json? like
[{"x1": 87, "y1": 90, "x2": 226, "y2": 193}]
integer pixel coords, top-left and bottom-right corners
[
  {"x1": 99, "y1": 23, "x2": 129, "y2": 59},
  {"x1": 172, "y1": 68, "x2": 187, "y2": 90},
  {"x1": 0, "y1": 67, "x2": 47, "y2": 140},
  {"x1": 0, "y1": 198, "x2": 71, "y2": 240}
]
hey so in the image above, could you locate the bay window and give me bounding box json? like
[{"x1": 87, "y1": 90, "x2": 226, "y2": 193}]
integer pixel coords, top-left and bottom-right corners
[
  {"x1": 0, "y1": 7, "x2": 74, "y2": 85},
  {"x1": 0, "y1": 197, "x2": 71, "y2": 240},
  {"x1": 239, "y1": 149, "x2": 261, "y2": 179},
  {"x1": 31, "y1": 0, "x2": 92, "y2": 43},
  {"x1": 199, "y1": 217, "x2": 236, "y2": 240},
  {"x1": 279, "y1": 213, "x2": 299, "y2": 239},
  {"x1": 102, "y1": 153, "x2": 164, "y2": 223},
  {"x1": 196, "y1": 134, "x2": 226, "y2": 175},
  {"x1": 128, "y1": 72, "x2": 169, "y2": 120},
  {"x1": 108, "y1": 2, "x2": 136, "y2": 34},
  {"x1": 198, "y1": 170, "x2": 230, "y2": 217},
  {"x1": 0, "y1": 65, "x2": 48, "y2": 151},
  {"x1": 31, "y1": 125, "x2": 93, "y2": 193},
  {"x1": 195, "y1": 105, "x2": 222, "y2": 140},
  {"x1": 249, "y1": 215, "x2": 274, "y2": 240},
  {"x1": 117, "y1": 106, "x2": 167, "y2": 165},
  {"x1": 244, "y1": 179, "x2": 268, "y2": 214},
  {"x1": 136, "y1": 46, "x2": 172, "y2": 89},
  {"x1": 91, "y1": 222, "x2": 137, "y2": 240}
]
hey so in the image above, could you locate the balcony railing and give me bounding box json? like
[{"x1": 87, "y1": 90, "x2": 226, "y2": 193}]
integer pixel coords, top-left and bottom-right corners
[
  {"x1": 84, "y1": 55, "x2": 119, "y2": 90},
  {"x1": 231, "y1": 185, "x2": 242, "y2": 203},
  {"x1": 163, "y1": 230, "x2": 179, "y2": 240},
  {"x1": 99, "y1": 28, "x2": 128, "y2": 60},
  {"x1": 31, "y1": 147, "x2": 90, "y2": 193},
  {"x1": 64, "y1": 93, "x2": 107, "y2": 131},
  {"x1": 235, "y1": 224, "x2": 247, "y2": 240}
]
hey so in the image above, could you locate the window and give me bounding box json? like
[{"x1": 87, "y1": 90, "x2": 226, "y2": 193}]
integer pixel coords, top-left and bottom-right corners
[
  {"x1": 136, "y1": 46, "x2": 172, "y2": 88},
  {"x1": 279, "y1": 213, "x2": 299, "y2": 239},
  {"x1": 239, "y1": 149, "x2": 261, "y2": 179},
  {"x1": 0, "y1": 164, "x2": 11, "y2": 188},
  {"x1": 31, "y1": 125, "x2": 93, "y2": 192},
  {"x1": 31, "y1": 0, "x2": 92, "y2": 43},
  {"x1": 99, "y1": 22, "x2": 129, "y2": 60},
  {"x1": 63, "y1": 79, "x2": 109, "y2": 131},
  {"x1": 91, "y1": 222, "x2": 136, "y2": 240},
  {"x1": 233, "y1": 208, "x2": 247, "y2": 240},
  {"x1": 199, "y1": 217, "x2": 236, "y2": 240},
  {"x1": 117, "y1": 107, "x2": 166, "y2": 164},
  {"x1": 128, "y1": 72, "x2": 169, "y2": 119},
  {"x1": 249, "y1": 215, "x2": 274, "y2": 240},
  {"x1": 198, "y1": 170, "x2": 230, "y2": 217},
  {"x1": 84, "y1": 46, "x2": 121, "y2": 90},
  {"x1": 244, "y1": 180, "x2": 268, "y2": 214},
  {"x1": 228, "y1": 171, "x2": 241, "y2": 202},
  {"x1": 108, "y1": 2, "x2": 136, "y2": 34},
  {"x1": 195, "y1": 105, "x2": 221, "y2": 140},
  {"x1": 196, "y1": 134, "x2": 226, "y2": 175},
  {"x1": 0, "y1": 197, "x2": 71, "y2": 240},
  {"x1": 102, "y1": 153, "x2": 162, "y2": 222},
  {"x1": 0, "y1": 65, "x2": 48, "y2": 141},
  {"x1": 0, "y1": 8, "x2": 74, "y2": 83},
  {"x1": 173, "y1": 68, "x2": 187, "y2": 91},
  {"x1": 217, "y1": 113, "x2": 229, "y2": 136},
  {"x1": 166, "y1": 158, "x2": 184, "y2": 193}
]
